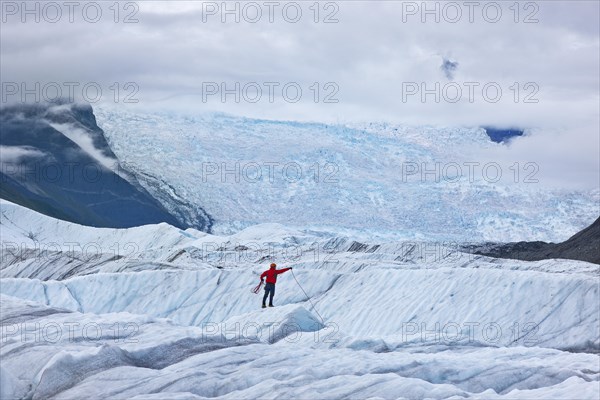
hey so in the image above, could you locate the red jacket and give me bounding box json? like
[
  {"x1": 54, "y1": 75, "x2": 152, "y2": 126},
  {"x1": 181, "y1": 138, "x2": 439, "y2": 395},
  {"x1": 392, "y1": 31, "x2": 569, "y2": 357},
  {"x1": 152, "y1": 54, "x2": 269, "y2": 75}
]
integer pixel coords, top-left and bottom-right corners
[{"x1": 261, "y1": 267, "x2": 291, "y2": 284}]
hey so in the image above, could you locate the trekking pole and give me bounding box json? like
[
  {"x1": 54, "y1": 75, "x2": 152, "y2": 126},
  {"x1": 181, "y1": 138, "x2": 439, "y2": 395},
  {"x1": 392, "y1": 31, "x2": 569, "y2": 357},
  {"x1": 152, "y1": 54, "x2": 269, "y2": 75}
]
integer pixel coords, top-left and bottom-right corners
[{"x1": 290, "y1": 269, "x2": 326, "y2": 325}]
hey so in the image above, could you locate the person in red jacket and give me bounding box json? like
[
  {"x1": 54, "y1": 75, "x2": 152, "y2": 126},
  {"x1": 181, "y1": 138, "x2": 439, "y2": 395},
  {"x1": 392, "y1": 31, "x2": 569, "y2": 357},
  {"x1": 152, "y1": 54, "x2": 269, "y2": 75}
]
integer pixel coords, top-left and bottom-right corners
[{"x1": 260, "y1": 263, "x2": 292, "y2": 308}]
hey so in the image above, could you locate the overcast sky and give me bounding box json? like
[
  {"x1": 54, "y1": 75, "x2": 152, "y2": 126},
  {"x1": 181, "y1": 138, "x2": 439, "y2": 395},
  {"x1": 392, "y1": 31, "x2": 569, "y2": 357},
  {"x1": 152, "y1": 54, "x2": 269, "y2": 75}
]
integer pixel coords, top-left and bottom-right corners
[{"x1": 1, "y1": 1, "x2": 599, "y2": 189}]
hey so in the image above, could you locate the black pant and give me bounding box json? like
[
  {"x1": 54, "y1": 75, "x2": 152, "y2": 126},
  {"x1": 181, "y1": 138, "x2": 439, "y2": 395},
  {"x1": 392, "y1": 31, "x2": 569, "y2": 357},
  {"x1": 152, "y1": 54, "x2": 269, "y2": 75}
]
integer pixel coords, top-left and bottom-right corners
[{"x1": 263, "y1": 282, "x2": 275, "y2": 306}]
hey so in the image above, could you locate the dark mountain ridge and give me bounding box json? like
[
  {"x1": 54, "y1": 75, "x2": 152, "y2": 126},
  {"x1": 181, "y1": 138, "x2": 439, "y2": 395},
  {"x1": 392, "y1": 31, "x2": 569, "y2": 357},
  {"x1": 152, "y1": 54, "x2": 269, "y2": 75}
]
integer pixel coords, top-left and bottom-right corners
[
  {"x1": 464, "y1": 217, "x2": 600, "y2": 265},
  {"x1": 0, "y1": 101, "x2": 212, "y2": 230}
]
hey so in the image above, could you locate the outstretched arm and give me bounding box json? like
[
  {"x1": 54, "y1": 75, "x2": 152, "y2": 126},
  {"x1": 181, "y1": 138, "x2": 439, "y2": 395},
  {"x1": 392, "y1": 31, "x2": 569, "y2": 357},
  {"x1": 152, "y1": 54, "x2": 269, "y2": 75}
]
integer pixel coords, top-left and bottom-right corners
[{"x1": 275, "y1": 267, "x2": 292, "y2": 274}]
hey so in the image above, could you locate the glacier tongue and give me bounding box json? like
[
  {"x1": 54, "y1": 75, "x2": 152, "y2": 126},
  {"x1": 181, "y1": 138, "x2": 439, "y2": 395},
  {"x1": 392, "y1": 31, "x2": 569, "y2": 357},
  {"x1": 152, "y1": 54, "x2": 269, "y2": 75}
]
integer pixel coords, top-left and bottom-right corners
[
  {"x1": 1, "y1": 200, "x2": 599, "y2": 399},
  {"x1": 2, "y1": 293, "x2": 598, "y2": 400}
]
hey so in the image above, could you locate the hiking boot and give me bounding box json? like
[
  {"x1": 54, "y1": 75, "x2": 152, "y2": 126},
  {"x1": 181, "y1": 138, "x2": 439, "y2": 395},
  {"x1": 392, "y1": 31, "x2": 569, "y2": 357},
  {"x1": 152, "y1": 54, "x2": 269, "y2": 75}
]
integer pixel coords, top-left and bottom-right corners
[
  {"x1": 268, "y1": 304, "x2": 274, "y2": 307},
  {"x1": 262, "y1": 304, "x2": 267, "y2": 308}
]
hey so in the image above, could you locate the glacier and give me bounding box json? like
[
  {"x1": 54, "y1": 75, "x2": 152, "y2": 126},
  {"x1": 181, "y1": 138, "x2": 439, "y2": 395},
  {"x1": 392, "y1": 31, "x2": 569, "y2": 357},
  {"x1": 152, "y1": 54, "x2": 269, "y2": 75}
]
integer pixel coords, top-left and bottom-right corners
[
  {"x1": 95, "y1": 106, "x2": 599, "y2": 242},
  {"x1": 1, "y1": 200, "x2": 599, "y2": 399}
]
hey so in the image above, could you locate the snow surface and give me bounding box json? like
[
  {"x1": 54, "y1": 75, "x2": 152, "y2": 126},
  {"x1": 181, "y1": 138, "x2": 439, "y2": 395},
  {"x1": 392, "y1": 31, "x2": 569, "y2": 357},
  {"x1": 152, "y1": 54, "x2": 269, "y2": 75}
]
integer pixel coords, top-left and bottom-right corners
[
  {"x1": 95, "y1": 107, "x2": 599, "y2": 242},
  {"x1": 1, "y1": 200, "x2": 599, "y2": 399}
]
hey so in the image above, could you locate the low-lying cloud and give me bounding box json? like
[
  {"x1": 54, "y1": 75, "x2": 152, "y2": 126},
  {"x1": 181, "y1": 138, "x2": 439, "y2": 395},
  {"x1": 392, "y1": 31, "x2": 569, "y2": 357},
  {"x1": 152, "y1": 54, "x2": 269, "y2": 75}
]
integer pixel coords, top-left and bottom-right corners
[{"x1": 1, "y1": 1, "x2": 598, "y2": 189}]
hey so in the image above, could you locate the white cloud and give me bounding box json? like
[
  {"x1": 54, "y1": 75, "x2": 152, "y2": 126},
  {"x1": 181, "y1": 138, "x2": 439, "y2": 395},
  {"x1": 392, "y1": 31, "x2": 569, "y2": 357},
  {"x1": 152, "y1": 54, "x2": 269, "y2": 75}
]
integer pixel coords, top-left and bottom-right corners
[
  {"x1": 0, "y1": 145, "x2": 48, "y2": 163},
  {"x1": 465, "y1": 124, "x2": 600, "y2": 190},
  {"x1": 47, "y1": 123, "x2": 117, "y2": 171},
  {"x1": 1, "y1": 1, "x2": 598, "y2": 189}
]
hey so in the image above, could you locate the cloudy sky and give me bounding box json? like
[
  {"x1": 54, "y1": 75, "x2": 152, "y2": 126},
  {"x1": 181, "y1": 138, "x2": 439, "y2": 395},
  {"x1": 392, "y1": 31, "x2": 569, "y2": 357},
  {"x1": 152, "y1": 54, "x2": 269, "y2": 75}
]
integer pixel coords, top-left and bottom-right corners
[{"x1": 1, "y1": 0, "x2": 599, "y2": 188}]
